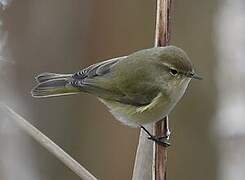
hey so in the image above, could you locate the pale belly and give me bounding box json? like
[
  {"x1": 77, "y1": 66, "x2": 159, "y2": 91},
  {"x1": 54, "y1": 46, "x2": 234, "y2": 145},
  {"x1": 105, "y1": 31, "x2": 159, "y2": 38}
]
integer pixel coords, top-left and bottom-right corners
[
  {"x1": 99, "y1": 93, "x2": 173, "y2": 127},
  {"x1": 98, "y1": 78, "x2": 191, "y2": 127}
]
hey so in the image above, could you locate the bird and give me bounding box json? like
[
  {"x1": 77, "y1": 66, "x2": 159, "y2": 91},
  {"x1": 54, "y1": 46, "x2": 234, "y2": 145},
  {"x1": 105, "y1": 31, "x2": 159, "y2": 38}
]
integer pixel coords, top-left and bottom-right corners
[{"x1": 31, "y1": 46, "x2": 201, "y2": 146}]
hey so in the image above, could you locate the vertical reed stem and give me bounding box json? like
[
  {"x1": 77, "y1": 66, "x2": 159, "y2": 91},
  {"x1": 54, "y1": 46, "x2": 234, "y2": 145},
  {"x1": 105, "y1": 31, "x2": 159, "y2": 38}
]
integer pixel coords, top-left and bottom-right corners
[{"x1": 153, "y1": 1, "x2": 172, "y2": 180}]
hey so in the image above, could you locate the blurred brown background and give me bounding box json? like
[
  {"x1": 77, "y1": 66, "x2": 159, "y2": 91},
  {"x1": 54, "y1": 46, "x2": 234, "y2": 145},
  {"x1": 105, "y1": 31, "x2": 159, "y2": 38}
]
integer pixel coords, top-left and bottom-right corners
[{"x1": 1, "y1": 0, "x2": 244, "y2": 180}]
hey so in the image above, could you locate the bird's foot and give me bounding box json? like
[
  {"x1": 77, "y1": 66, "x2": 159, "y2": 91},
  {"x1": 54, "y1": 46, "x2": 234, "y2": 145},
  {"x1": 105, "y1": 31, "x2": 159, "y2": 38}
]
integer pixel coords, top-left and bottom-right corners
[
  {"x1": 147, "y1": 135, "x2": 171, "y2": 147},
  {"x1": 140, "y1": 126, "x2": 171, "y2": 147}
]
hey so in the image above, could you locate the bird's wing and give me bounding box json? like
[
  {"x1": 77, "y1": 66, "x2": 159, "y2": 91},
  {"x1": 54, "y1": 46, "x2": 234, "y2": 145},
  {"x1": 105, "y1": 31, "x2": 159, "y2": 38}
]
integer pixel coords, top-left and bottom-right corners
[
  {"x1": 73, "y1": 56, "x2": 125, "y2": 79},
  {"x1": 72, "y1": 56, "x2": 159, "y2": 106}
]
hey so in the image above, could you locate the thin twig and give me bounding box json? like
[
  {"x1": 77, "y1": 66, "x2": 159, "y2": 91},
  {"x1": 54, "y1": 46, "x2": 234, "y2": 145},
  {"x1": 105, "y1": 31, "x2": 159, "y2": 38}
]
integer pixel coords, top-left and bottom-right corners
[
  {"x1": 0, "y1": 103, "x2": 97, "y2": 180},
  {"x1": 153, "y1": 1, "x2": 172, "y2": 180}
]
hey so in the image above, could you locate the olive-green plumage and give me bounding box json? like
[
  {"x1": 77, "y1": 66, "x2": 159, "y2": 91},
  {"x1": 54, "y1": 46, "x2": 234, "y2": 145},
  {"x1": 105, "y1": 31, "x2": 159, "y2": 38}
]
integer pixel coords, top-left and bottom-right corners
[{"x1": 32, "y1": 46, "x2": 201, "y2": 127}]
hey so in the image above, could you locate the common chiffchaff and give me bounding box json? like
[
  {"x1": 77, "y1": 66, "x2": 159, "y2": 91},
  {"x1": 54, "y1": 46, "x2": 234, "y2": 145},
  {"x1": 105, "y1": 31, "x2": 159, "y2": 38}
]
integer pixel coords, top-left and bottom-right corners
[{"x1": 32, "y1": 46, "x2": 201, "y2": 145}]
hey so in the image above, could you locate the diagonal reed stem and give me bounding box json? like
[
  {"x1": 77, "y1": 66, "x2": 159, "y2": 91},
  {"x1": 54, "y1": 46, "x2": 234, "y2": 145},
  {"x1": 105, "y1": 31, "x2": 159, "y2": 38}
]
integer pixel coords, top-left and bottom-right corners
[{"x1": 0, "y1": 103, "x2": 97, "y2": 180}]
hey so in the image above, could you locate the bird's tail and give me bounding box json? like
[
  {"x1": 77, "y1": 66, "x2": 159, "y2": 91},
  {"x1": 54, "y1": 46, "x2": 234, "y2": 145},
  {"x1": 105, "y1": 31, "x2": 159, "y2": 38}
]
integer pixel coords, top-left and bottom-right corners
[{"x1": 31, "y1": 73, "x2": 80, "y2": 98}]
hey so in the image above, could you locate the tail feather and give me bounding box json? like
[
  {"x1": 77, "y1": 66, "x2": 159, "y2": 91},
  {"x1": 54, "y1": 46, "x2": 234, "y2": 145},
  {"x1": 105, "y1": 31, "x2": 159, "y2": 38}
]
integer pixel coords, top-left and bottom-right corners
[
  {"x1": 35, "y1": 72, "x2": 72, "y2": 83},
  {"x1": 32, "y1": 73, "x2": 80, "y2": 98}
]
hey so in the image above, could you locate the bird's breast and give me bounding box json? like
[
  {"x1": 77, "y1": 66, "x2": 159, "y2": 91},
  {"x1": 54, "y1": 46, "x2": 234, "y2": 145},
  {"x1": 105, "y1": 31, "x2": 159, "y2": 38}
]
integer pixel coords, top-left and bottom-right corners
[
  {"x1": 98, "y1": 92, "x2": 173, "y2": 127},
  {"x1": 99, "y1": 78, "x2": 191, "y2": 127}
]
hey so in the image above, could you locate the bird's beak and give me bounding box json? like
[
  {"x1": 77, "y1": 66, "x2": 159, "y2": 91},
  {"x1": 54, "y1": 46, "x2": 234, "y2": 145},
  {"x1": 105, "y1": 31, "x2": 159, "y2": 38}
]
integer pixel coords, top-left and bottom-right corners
[{"x1": 190, "y1": 72, "x2": 203, "y2": 80}]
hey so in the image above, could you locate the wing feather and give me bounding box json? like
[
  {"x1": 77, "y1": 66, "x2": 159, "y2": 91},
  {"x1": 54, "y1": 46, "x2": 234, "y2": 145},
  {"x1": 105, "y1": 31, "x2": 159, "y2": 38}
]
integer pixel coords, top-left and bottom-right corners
[
  {"x1": 72, "y1": 56, "x2": 159, "y2": 107},
  {"x1": 73, "y1": 56, "x2": 126, "y2": 79}
]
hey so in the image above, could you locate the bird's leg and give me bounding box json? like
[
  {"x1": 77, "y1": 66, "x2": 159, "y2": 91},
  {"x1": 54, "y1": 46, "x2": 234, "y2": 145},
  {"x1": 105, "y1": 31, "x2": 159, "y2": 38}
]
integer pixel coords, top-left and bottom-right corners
[{"x1": 140, "y1": 125, "x2": 170, "y2": 147}]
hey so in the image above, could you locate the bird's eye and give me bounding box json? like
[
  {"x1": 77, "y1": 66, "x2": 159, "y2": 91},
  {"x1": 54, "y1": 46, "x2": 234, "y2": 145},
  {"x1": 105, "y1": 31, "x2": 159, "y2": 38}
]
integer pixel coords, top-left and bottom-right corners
[{"x1": 169, "y1": 68, "x2": 178, "y2": 76}]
